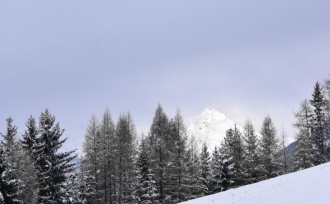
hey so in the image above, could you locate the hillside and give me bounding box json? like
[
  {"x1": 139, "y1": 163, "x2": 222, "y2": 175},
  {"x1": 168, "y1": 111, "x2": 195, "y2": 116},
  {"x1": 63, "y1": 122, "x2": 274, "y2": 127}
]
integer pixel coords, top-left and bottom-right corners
[{"x1": 180, "y1": 162, "x2": 330, "y2": 204}]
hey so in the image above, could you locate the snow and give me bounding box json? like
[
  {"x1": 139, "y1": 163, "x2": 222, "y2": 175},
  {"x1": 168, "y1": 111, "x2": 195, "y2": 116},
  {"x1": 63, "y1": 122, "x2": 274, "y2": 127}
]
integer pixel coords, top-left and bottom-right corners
[
  {"x1": 180, "y1": 162, "x2": 330, "y2": 204},
  {"x1": 185, "y1": 108, "x2": 243, "y2": 151}
]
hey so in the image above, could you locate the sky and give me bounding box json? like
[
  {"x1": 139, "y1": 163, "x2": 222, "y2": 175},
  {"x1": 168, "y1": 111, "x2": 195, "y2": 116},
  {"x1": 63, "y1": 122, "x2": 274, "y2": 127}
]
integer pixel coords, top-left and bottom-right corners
[{"x1": 0, "y1": 0, "x2": 330, "y2": 153}]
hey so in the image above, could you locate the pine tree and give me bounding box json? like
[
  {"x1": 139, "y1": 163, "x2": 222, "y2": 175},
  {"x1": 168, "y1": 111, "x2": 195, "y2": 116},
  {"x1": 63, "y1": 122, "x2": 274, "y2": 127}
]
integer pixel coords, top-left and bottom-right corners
[
  {"x1": 166, "y1": 110, "x2": 189, "y2": 203},
  {"x1": 99, "y1": 108, "x2": 116, "y2": 204},
  {"x1": 147, "y1": 105, "x2": 169, "y2": 203},
  {"x1": 242, "y1": 119, "x2": 260, "y2": 184},
  {"x1": 20, "y1": 116, "x2": 39, "y2": 204},
  {"x1": 310, "y1": 82, "x2": 327, "y2": 164},
  {"x1": 136, "y1": 138, "x2": 158, "y2": 204},
  {"x1": 222, "y1": 126, "x2": 244, "y2": 187},
  {"x1": 81, "y1": 115, "x2": 101, "y2": 204},
  {"x1": 0, "y1": 147, "x2": 21, "y2": 204},
  {"x1": 209, "y1": 147, "x2": 221, "y2": 194},
  {"x1": 209, "y1": 146, "x2": 233, "y2": 194},
  {"x1": 33, "y1": 109, "x2": 76, "y2": 204},
  {"x1": 199, "y1": 143, "x2": 211, "y2": 195},
  {"x1": 77, "y1": 163, "x2": 96, "y2": 204},
  {"x1": 0, "y1": 117, "x2": 22, "y2": 203},
  {"x1": 115, "y1": 113, "x2": 137, "y2": 204},
  {"x1": 259, "y1": 115, "x2": 281, "y2": 180}
]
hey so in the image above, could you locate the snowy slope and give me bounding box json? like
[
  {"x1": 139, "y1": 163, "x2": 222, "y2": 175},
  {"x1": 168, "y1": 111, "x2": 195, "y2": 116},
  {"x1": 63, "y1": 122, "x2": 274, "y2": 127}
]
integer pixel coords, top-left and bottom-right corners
[
  {"x1": 185, "y1": 108, "x2": 242, "y2": 151},
  {"x1": 180, "y1": 162, "x2": 330, "y2": 204}
]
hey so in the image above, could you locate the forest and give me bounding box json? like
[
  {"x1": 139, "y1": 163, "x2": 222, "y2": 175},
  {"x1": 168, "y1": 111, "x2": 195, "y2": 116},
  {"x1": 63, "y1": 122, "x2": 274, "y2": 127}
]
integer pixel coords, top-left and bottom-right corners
[{"x1": 0, "y1": 77, "x2": 330, "y2": 204}]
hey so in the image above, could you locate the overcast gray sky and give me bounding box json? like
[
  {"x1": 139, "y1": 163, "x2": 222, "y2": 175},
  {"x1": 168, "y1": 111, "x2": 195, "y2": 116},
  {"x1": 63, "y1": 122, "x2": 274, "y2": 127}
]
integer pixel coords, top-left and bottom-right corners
[{"x1": 1, "y1": 0, "x2": 330, "y2": 153}]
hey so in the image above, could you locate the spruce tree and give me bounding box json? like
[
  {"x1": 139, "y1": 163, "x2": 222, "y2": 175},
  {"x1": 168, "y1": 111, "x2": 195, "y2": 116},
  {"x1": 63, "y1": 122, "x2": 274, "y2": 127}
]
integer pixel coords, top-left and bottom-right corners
[
  {"x1": 33, "y1": 109, "x2": 76, "y2": 204},
  {"x1": 0, "y1": 117, "x2": 22, "y2": 203},
  {"x1": 182, "y1": 133, "x2": 204, "y2": 201},
  {"x1": 293, "y1": 100, "x2": 315, "y2": 170},
  {"x1": 136, "y1": 138, "x2": 158, "y2": 204},
  {"x1": 166, "y1": 110, "x2": 189, "y2": 203},
  {"x1": 310, "y1": 82, "x2": 327, "y2": 164},
  {"x1": 99, "y1": 108, "x2": 116, "y2": 204},
  {"x1": 199, "y1": 143, "x2": 211, "y2": 195},
  {"x1": 147, "y1": 105, "x2": 169, "y2": 203},
  {"x1": 20, "y1": 116, "x2": 39, "y2": 204},
  {"x1": 115, "y1": 113, "x2": 137, "y2": 204},
  {"x1": 259, "y1": 115, "x2": 281, "y2": 180},
  {"x1": 242, "y1": 119, "x2": 260, "y2": 184},
  {"x1": 0, "y1": 147, "x2": 21, "y2": 204},
  {"x1": 222, "y1": 126, "x2": 244, "y2": 187},
  {"x1": 81, "y1": 115, "x2": 101, "y2": 204},
  {"x1": 209, "y1": 146, "x2": 233, "y2": 194}
]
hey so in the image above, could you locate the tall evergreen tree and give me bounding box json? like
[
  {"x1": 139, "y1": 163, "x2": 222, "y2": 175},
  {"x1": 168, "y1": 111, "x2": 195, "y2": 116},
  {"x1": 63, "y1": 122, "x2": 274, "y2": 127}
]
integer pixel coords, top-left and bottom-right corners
[
  {"x1": 310, "y1": 82, "x2": 327, "y2": 164},
  {"x1": 199, "y1": 143, "x2": 211, "y2": 195},
  {"x1": 0, "y1": 147, "x2": 21, "y2": 204},
  {"x1": 34, "y1": 109, "x2": 76, "y2": 204},
  {"x1": 20, "y1": 116, "x2": 39, "y2": 204},
  {"x1": 166, "y1": 110, "x2": 189, "y2": 203},
  {"x1": 81, "y1": 115, "x2": 101, "y2": 204},
  {"x1": 0, "y1": 117, "x2": 22, "y2": 203},
  {"x1": 209, "y1": 146, "x2": 233, "y2": 194},
  {"x1": 99, "y1": 108, "x2": 116, "y2": 204},
  {"x1": 147, "y1": 105, "x2": 169, "y2": 203},
  {"x1": 293, "y1": 100, "x2": 315, "y2": 170},
  {"x1": 136, "y1": 138, "x2": 158, "y2": 204},
  {"x1": 259, "y1": 115, "x2": 281, "y2": 180},
  {"x1": 115, "y1": 113, "x2": 137, "y2": 204},
  {"x1": 222, "y1": 126, "x2": 244, "y2": 187},
  {"x1": 242, "y1": 119, "x2": 260, "y2": 184}
]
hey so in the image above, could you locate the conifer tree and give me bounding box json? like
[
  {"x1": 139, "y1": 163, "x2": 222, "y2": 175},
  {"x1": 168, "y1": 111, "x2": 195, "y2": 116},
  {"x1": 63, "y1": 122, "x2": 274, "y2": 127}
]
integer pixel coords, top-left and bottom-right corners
[
  {"x1": 181, "y1": 133, "x2": 204, "y2": 201},
  {"x1": 209, "y1": 146, "x2": 233, "y2": 194},
  {"x1": 293, "y1": 99, "x2": 315, "y2": 170},
  {"x1": 115, "y1": 113, "x2": 137, "y2": 204},
  {"x1": 147, "y1": 105, "x2": 169, "y2": 203},
  {"x1": 222, "y1": 126, "x2": 244, "y2": 187},
  {"x1": 136, "y1": 138, "x2": 158, "y2": 204},
  {"x1": 242, "y1": 119, "x2": 260, "y2": 184},
  {"x1": 259, "y1": 115, "x2": 281, "y2": 180},
  {"x1": 166, "y1": 110, "x2": 189, "y2": 203},
  {"x1": 99, "y1": 108, "x2": 116, "y2": 204},
  {"x1": 0, "y1": 117, "x2": 22, "y2": 203},
  {"x1": 209, "y1": 147, "x2": 221, "y2": 194},
  {"x1": 0, "y1": 147, "x2": 21, "y2": 204},
  {"x1": 20, "y1": 116, "x2": 39, "y2": 204},
  {"x1": 81, "y1": 115, "x2": 101, "y2": 204},
  {"x1": 199, "y1": 143, "x2": 211, "y2": 195},
  {"x1": 310, "y1": 82, "x2": 327, "y2": 164},
  {"x1": 33, "y1": 109, "x2": 76, "y2": 204}
]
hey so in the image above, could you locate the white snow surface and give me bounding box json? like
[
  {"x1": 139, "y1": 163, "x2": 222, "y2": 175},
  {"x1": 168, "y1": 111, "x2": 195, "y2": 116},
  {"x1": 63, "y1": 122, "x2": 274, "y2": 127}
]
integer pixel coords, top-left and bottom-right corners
[
  {"x1": 180, "y1": 162, "x2": 330, "y2": 204},
  {"x1": 185, "y1": 108, "x2": 242, "y2": 151}
]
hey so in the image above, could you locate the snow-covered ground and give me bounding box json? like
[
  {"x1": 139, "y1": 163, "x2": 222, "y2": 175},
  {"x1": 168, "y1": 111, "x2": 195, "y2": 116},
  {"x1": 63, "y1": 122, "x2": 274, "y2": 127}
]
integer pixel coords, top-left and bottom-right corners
[
  {"x1": 180, "y1": 162, "x2": 330, "y2": 204},
  {"x1": 185, "y1": 108, "x2": 243, "y2": 151}
]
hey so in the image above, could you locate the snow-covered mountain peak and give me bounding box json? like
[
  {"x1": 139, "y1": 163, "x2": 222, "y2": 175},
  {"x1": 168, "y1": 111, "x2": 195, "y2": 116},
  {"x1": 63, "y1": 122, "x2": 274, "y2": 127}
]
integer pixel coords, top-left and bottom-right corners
[
  {"x1": 200, "y1": 108, "x2": 226, "y2": 120},
  {"x1": 185, "y1": 108, "x2": 242, "y2": 152}
]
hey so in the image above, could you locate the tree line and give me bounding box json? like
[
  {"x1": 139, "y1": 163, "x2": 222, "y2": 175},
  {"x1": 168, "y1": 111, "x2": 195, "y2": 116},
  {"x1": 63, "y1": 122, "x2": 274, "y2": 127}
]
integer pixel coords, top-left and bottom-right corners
[{"x1": 0, "y1": 77, "x2": 329, "y2": 204}]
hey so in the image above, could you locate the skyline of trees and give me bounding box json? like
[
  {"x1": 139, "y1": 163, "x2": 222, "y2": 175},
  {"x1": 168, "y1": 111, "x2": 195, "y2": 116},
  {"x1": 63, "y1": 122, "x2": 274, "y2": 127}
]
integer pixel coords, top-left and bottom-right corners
[{"x1": 0, "y1": 76, "x2": 329, "y2": 203}]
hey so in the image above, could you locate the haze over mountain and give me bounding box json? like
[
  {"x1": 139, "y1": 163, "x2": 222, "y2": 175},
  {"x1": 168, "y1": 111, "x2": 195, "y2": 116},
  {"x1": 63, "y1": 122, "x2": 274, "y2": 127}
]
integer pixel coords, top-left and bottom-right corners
[{"x1": 185, "y1": 108, "x2": 243, "y2": 151}]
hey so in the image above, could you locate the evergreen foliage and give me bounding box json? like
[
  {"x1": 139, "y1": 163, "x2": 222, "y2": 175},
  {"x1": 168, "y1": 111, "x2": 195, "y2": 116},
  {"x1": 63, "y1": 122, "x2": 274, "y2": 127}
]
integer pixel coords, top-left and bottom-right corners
[
  {"x1": 147, "y1": 104, "x2": 170, "y2": 203},
  {"x1": 222, "y1": 126, "x2": 244, "y2": 187},
  {"x1": 310, "y1": 82, "x2": 327, "y2": 164},
  {"x1": 259, "y1": 115, "x2": 282, "y2": 180},
  {"x1": 199, "y1": 143, "x2": 211, "y2": 195},
  {"x1": 136, "y1": 138, "x2": 158, "y2": 204},
  {"x1": 293, "y1": 100, "x2": 315, "y2": 170},
  {"x1": 33, "y1": 109, "x2": 77, "y2": 204},
  {"x1": 242, "y1": 120, "x2": 260, "y2": 184}
]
